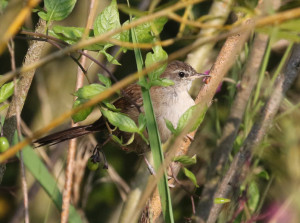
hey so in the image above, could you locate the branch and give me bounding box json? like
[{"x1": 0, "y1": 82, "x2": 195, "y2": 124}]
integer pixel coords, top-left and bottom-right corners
[
  {"x1": 205, "y1": 44, "x2": 300, "y2": 223},
  {"x1": 197, "y1": 33, "x2": 269, "y2": 221},
  {"x1": 1, "y1": 20, "x2": 47, "y2": 184}
]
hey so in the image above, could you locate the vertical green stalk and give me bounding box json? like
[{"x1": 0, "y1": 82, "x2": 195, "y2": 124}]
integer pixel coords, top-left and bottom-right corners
[{"x1": 130, "y1": 22, "x2": 174, "y2": 223}]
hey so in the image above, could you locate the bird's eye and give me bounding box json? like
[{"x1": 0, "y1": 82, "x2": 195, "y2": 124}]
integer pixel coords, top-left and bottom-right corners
[{"x1": 178, "y1": 72, "x2": 185, "y2": 78}]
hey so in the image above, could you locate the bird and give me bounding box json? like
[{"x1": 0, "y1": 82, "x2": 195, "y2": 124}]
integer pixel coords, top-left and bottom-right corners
[{"x1": 34, "y1": 60, "x2": 208, "y2": 154}]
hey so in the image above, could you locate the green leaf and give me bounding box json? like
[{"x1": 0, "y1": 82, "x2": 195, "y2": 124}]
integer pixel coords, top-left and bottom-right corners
[
  {"x1": 49, "y1": 26, "x2": 103, "y2": 50},
  {"x1": 38, "y1": 0, "x2": 77, "y2": 21},
  {"x1": 145, "y1": 45, "x2": 168, "y2": 81},
  {"x1": 165, "y1": 119, "x2": 176, "y2": 134},
  {"x1": 102, "y1": 101, "x2": 120, "y2": 112},
  {"x1": 120, "y1": 17, "x2": 168, "y2": 45},
  {"x1": 176, "y1": 104, "x2": 206, "y2": 134},
  {"x1": 0, "y1": 81, "x2": 14, "y2": 103},
  {"x1": 257, "y1": 170, "x2": 270, "y2": 180},
  {"x1": 173, "y1": 155, "x2": 197, "y2": 166},
  {"x1": 100, "y1": 48, "x2": 121, "y2": 65},
  {"x1": 214, "y1": 197, "x2": 231, "y2": 204},
  {"x1": 0, "y1": 0, "x2": 8, "y2": 13},
  {"x1": 74, "y1": 84, "x2": 107, "y2": 99},
  {"x1": 138, "y1": 113, "x2": 147, "y2": 132},
  {"x1": 134, "y1": 17, "x2": 168, "y2": 43},
  {"x1": 101, "y1": 109, "x2": 139, "y2": 133},
  {"x1": 72, "y1": 98, "x2": 93, "y2": 122},
  {"x1": 183, "y1": 167, "x2": 199, "y2": 188},
  {"x1": 248, "y1": 181, "x2": 260, "y2": 212},
  {"x1": 94, "y1": 0, "x2": 120, "y2": 39},
  {"x1": 150, "y1": 78, "x2": 174, "y2": 87},
  {"x1": 52, "y1": 25, "x2": 85, "y2": 39},
  {"x1": 111, "y1": 133, "x2": 135, "y2": 146},
  {"x1": 97, "y1": 74, "x2": 111, "y2": 87}
]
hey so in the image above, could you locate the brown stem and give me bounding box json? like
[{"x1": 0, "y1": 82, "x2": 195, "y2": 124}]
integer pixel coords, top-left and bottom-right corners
[{"x1": 61, "y1": 1, "x2": 97, "y2": 222}]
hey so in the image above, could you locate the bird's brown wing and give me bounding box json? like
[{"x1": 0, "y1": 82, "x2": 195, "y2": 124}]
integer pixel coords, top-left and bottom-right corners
[{"x1": 113, "y1": 84, "x2": 143, "y2": 115}]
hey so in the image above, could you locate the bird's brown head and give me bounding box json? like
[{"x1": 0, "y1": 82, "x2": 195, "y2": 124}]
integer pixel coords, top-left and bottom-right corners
[{"x1": 161, "y1": 60, "x2": 207, "y2": 91}]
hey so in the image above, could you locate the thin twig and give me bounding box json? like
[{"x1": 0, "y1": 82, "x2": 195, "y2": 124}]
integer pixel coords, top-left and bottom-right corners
[
  {"x1": 61, "y1": 0, "x2": 97, "y2": 221},
  {"x1": 1, "y1": 2, "x2": 300, "y2": 86}
]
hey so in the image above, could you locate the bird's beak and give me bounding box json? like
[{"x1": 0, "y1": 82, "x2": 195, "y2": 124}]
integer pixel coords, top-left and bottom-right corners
[{"x1": 189, "y1": 73, "x2": 211, "y2": 80}]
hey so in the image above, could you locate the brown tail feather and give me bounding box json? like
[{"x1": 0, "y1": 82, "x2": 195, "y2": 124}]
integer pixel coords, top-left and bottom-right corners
[{"x1": 34, "y1": 119, "x2": 104, "y2": 147}]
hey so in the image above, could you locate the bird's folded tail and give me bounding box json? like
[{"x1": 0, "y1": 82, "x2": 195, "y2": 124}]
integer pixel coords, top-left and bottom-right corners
[{"x1": 34, "y1": 119, "x2": 104, "y2": 147}]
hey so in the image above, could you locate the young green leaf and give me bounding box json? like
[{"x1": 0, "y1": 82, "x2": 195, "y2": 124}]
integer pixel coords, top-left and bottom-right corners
[
  {"x1": 100, "y1": 48, "x2": 121, "y2": 65},
  {"x1": 257, "y1": 170, "x2": 270, "y2": 180},
  {"x1": 214, "y1": 197, "x2": 231, "y2": 204},
  {"x1": 120, "y1": 17, "x2": 168, "y2": 46},
  {"x1": 102, "y1": 101, "x2": 120, "y2": 112},
  {"x1": 111, "y1": 133, "x2": 135, "y2": 146},
  {"x1": 173, "y1": 155, "x2": 197, "y2": 166},
  {"x1": 52, "y1": 25, "x2": 85, "y2": 39},
  {"x1": 101, "y1": 109, "x2": 139, "y2": 133},
  {"x1": 97, "y1": 74, "x2": 111, "y2": 87},
  {"x1": 248, "y1": 181, "x2": 260, "y2": 212},
  {"x1": 183, "y1": 167, "x2": 199, "y2": 188},
  {"x1": 94, "y1": 0, "x2": 120, "y2": 40},
  {"x1": 150, "y1": 78, "x2": 174, "y2": 87},
  {"x1": 176, "y1": 104, "x2": 206, "y2": 134},
  {"x1": 138, "y1": 113, "x2": 147, "y2": 132},
  {"x1": 38, "y1": 0, "x2": 77, "y2": 21},
  {"x1": 145, "y1": 46, "x2": 168, "y2": 81},
  {"x1": 165, "y1": 119, "x2": 176, "y2": 134},
  {"x1": 0, "y1": 81, "x2": 14, "y2": 103},
  {"x1": 133, "y1": 17, "x2": 168, "y2": 43},
  {"x1": 49, "y1": 26, "x2": 103, "y2": 50},
  {"x1": 72, "y1": 98, "x2": 93, "y2": 122},
  {"x1": 74, "y1": 84, "x2": 107, "y2": 99}
]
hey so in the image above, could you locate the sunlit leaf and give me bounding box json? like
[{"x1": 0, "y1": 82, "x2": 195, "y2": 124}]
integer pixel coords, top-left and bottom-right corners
[
  {"x1": 138, "y1": 113, "x2": 147, "y2": 132},
  {"x1": 150, "y1": 78, "x2": 174, "y2": 87},
  {"x1": 183, "y1": 167, "x2": 199, "y2": 188},
  {"x1": 248, "y1": 181, "x2": 260, "y2": 213},
  {"x1": 145, "y1": 46, "x2": 168, "y2": 81},
  {"x1": 111, "y1": 133, "x2": 135, "y2": 146},
  {"x1": 176, "y1": 104, "x2": 206, "y2": 134},
  {"x1": 0, "y1": 81, "x2": 14, "y2": 103},
  {"x1": 74, "y1": 84, "x2": 107, "y2": 99},
  {"x1": 94, "y1": 0, "x2": 120, "y2": 40},
  {"x1": 257, "y1": 170, "x2": 270, "y2": 180},
  {"x1": 214, "y1": 197, "x2": 231, "y2": 204},
  {"x1": 165, "y1": 119, "x2": 176, "y2": 134},
  {"x1": 49, "y1": 26, "x2": 103, "y2": 50},
  {"x1": 97, "y1": 74, "x2": 111, "y2": 87},
  {"x1": 101, "y1": 109, "x2": 139, "y2": 133},
  {"x1": 173, "y1": 155, "x2": 197, "y2": 165},
  {"x1": 38, "y1": 0, "x2": 77, "y2": 21},
  {"x1": 72, "y1": 98, "x2": 93, "y2": 122}
]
